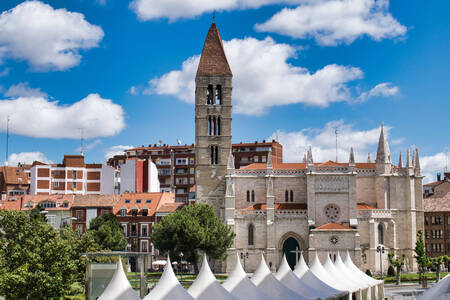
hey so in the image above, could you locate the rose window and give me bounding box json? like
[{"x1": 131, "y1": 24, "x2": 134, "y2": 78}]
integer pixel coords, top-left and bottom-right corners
[{"x1": 324, "y1": 204, "x2": 340, "y2": 222}]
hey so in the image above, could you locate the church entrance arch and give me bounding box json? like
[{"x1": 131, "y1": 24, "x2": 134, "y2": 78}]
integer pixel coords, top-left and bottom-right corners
[{"x1": 279, "y1": 232, "x2": 305, "y2": 270}]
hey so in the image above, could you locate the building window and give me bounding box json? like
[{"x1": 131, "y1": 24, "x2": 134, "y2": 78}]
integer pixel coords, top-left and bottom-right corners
[
  {"x1": 247, "y1": 190, "x2": 250, "y2": 202},
  {"x1": 251, "y1": 190, "x2": 255, "y2": 202},
  {"x1": 210, "y1": 145, "x2": 218, "y2": 165},
  {"x1": 215, "y1": 85, "x2": 222, "y2": 105},
  {"x1": 262, "y1": 156, "x2": 267, "y2": 163},
  {"x1": 207, "y1": 85, "x2": 214, "y2": 104},
  {"x1": 324, "y1": 204, "x2": 340, "y2": 222},
  {"x1": 141, "y1": 224, "x2": 148, "y2": 237},
  {"x1": 47, "y1": 215, "x2": 56, "y2": 228},
  {"x1": 72, "y1": 170, "x2": 77, "y2": 180},
  {"x1": 136, "y1": 199, "x2": 142, "y2": 203},
  {"x1": 146, "y1": 199, "x2": 152, "y2": 203},
  {"x1": 41, "y1": 201, "x2": 56, "y2": 208},
  {"x1": 120, "y1": 209, "x2": 127, "y2": 217},
  {"x1": 208, "y1": 116, "x2": 221, "y2": 136},
  {"x1": 76, "y1": 210, "x2": 83, "y2": 221},
  {"x1": 285, "y1": 190, "x2": 289, "y2": 202},
  {"x1": 54, "y1": 181, "x2": 59, "y2": 188},
  {"x1": 131, "y1": 224, "x2": 137, "y2": 237},
  {"x1": 378, "y1": 223, "x2": 384, "y2": 245},
  {"x1": 125, "y1": 199, "x2": 131, "y2": 204},
  {"x1": 54, "y1": 170, "x2": 60, "y2": 176},
  {"x1": 76, "y1": 224, "x2": 83, "y2": 235},
  {"x1": 101, "y1": 209, "x2": 109, "y2": 216},
  {"x1": 121, "y1": 224, "x2": 127, "y2": 237},
  {"x1": 290, "y1": 190, "x2": 294, "y2": 202},
  {"x1": 141, "y1": 240, "x2": 149, "y2": 252},
  {"x1": 425, "y1": 216, "x2": 428, "y2": 225},
  {"x1": 248, "y1": 224, "x2": 254, "y2": 246},
  {"x1": 190, "y1": 168, "x2": 194, "y2": 174},
  {"x1": 142, "y1": 209, "x2": 148, "y2": 217},
  {"x1": 254, "y1": 156, "x2": 259, "y2": 163},
  {"x1": 189, "y1": 157, "x2": 195, "y2": 165},
  {"x1": 425, "y1": 230, "x2": 429, "y2": 239}
]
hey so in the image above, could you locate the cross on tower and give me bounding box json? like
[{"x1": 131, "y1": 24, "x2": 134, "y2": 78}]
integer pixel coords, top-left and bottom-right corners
[{"x1": 289, "y1": 247, "x2": 302, "y2": 264}]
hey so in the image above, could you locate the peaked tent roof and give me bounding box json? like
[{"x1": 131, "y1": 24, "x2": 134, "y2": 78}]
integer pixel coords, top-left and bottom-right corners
[
  {"x1": 188, "y1": 255, "x2": 238, "y2": 300},
  {"x1": 196, "y1": 23, "x2": 232, "y2": 77},
  {"x1": 144, "y1": 256, "x2": 194, "y2": 300},
  {"x1": 222, "y1": 254, "x2": 275, "y2": 300},
  {"x1": 334, "y1": 253, "x2": 370, "y2": 289},
  {"x1": 419, "y1": 274, "x2": 450, "y2": 300},
  {"x1": 250, "y1": 254, "x2": 314, "y2": 300},
  {"x1": 98, "y1": 259, "x2": 141, "y2": 300},
  {"x1": 323, "y1": 254, "x2": 362, "y2": 293},
  {"x1": 293, "y1": 254, "x2": 347, "y2": 299},
  {"x1": 309, "y1": 252, "x2": 353, "y2": 293},
  {"x1": 275, "y1": 254, "x2": 329, "y2": 300}
]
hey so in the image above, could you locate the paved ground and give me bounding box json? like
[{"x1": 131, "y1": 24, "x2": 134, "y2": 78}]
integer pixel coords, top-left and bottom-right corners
[{"x1": 384, "y1": 283, "x2": 433, "y2": 300}]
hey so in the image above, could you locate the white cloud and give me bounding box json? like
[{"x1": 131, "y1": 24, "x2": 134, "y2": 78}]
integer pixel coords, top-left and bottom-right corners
[
  {"x1": 7, "y1": 151, "x2": 52, "y2": 166},
  {"x1": 0, "y1": 93, "x2": 125, "y2": 139},
  {"x1": 148, "y1": 37, "x2": 369, "y2": 115},
  {"x1": 0, "y1": 1, "x2": 104, "y2": 71},
  {"x1": 129, "y1": 0, "x2": 300, "y2": 21},
  {"x1": 104, "y1": 145, "x2": 134, "y2": 161},
  {"x1": 269, "y1": 120, "x2": 385, "y2": 162},
  {"x1": 358, "y1": 82, "x2": 399, "y2": 102},
  {"x1": 255, "y1": 0, "x2": 407, "y2": 46},
  {"x1": 421, "y1": 152, "x2": 449, "y2": 183},
  {"x1": 128, "y1": 86, "x2": 138, "y2": 95},
  {"x1": 4, "y1": 82, "x2": 47, "y2": 98},
  {"x1": 76, "y1": 139, "x2": 102, "y2": 153}
]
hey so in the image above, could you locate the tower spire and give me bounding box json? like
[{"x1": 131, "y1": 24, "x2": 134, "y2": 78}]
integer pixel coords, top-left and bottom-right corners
[
  {"x1": 376, "y1": 122, "x2": 391, "y2": 164},
  {"x1": 414, "y1": 148, "x2": 421, "y2": 170},
  {"x1": 406, "y1": 148, "x2": 412, "y2": 169},
  {"x1": 349, "y1": 147, "x2": 355, "y2": 166},
  {"x1": 398, "y1": 152, "x2": 403, "y2": 168}
]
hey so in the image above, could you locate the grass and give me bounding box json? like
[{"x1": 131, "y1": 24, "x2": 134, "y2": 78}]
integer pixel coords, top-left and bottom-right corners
[{"x1": 376, "y1": 272, "x2": 450, "y2": 284}]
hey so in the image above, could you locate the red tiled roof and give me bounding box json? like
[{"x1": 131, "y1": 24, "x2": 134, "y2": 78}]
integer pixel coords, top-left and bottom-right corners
[
  {"x1": 357, "y1": 203, "x2": 377, "y2": 210},
  {"x1": 424, "y1": 192, "x2": 450, "y2": 212},
  {"x1": 245, "y1": 203, "x2": 307, "y2": 210},
  {"x1": 424, "y1": 181, "x2": 443, "y2": 187},
  {"x1": 0, "y1": 166, "x2": 29, "y2": 185},
  {"x1": 315, "y1": 223, "x2": 353, "y2": 230},
  {"x1": 156, "y1": 202, "x2": 184, "y2": 213},
  {"x1": 0, "y1": 200, "x2": 22, "y2": 210},
  {"x1": 20, "y1": 194, "x2": 74, "y2": 210},
  {"x1": 72, "y1": 195, "x2": 120, "y2": 208},
  {"x1": 114, "y1": 192, "x2": 174, "y2": 215},
  {"x1": 196, "y1": 23, "x2": 232, "y2": 77}
]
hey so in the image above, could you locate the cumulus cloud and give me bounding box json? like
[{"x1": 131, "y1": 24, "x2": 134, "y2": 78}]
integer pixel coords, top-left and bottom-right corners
[
  {"x1": 0, "y1": 93, "x2": 125, "y2": 139},
  {"x1": 104, "y1": 145, "x2": 134, "y2": 161},
  {"x1": 269, "y1": 120, "x2": 386, "y2": 162},
  {"x1": 0, "y1": 1, "x2": 104, "y2": 71},
  {"x1": 148, "y1": 37, "x2": 372, "y2": 115},
  {"x1": 4, "y1": 82, "x2": 47, "y2": 98},
  {"x1": 358, "y1": 82, "x2": 399, "y2": 102},
  {"x1": 7, "y1": 152, "x2": 52, "y2": 166},
  {"x1": 421, "y1": 151, "x2": 450, "y2": 183},
  {"x1": 255, "y1": 0, "x2": 407, "y2": 46},
  {"x1": 129, "y1": 0, "x2": 300, "y2": 21},
  {"x1": 128, "y1": 86, "x2": 138, "y2": 95}
]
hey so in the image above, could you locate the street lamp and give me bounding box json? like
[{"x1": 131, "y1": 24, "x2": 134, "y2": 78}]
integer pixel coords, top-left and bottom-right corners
[
  {"x1": 376, "y1": 245, "x2": 385, "y2": 276},
  {"x1": 179, "y1": 252, "x2": 184, "y2": 281},
  {"x1": 240, "y1": 252, "x2": 249, "y2": 271}
]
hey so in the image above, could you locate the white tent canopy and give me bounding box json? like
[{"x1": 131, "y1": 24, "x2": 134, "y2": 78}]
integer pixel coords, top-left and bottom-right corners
[
  {"x1": 293, "y1": 253, "x2": 347, "y2": 299},
  {"x1": 188, "y1": 255, "x2": 238, "y2": 300},
  {"x1": 275, "y1": 254, "x2": 333, "y2": 300},
  {"x1": 222, "y1": 254, "x2": 275, "y2": 300},
  {"x1": 251, "y1": 254, "x2": 317, "y2": 300},
  {"x1": 333, "y1": 252, "x2": 371, "y2": 300},
  {"x1": 143, "y1": 256, "x2": 194, "y2": 300},
  {"x1": 419, "y1": 274, "x2": 450, "y2": 300},
  {"x1": 97, "y1": 259, "x2": 141, "y2": 300}
]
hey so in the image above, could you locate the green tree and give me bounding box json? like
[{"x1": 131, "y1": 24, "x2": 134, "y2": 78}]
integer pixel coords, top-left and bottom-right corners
[
  {"x1": 87, "y1": 213, "x2": 127, "y2": 251},
  {"x1": 429, "y1": 255, "x2": 450, "y2": 282},
  {"x1": 388, "y1": 252, "x2": 406, "y2": 285},
  {"x1": 151, "y1": 204, "x2": 235, "y2": 272},
  {"x1": 414, "y1": 230, "x2": 428, "y2": 284}
]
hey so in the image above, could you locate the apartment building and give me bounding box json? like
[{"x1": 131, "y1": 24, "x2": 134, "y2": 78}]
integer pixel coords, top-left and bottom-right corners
[
  {"x1": 424, "y1": 192, "x2": 450, "y2": 257},
  {"x1": 0, "y1": 166, "x2": 30, "y2": 198},
  {"x1": 107, "y1": 141, "x2": 282, "y2": 203},
  {"x1": 71, "y1": 194, "x2": 120, "y2": 233},
  {"x1": 29, "y1": 155, "x2": 115, "y2": 195},
  {"x1": 120, "y1": 159, "x2": 160, "y2": 194}
]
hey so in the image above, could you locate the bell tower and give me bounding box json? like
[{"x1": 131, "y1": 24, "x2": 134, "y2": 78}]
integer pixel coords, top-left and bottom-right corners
[{"x1": 195, "y1": 22, "x2": 232, "y2": 220}]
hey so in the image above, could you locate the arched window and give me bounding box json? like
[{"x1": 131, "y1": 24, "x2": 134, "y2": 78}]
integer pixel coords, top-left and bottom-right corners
[
  {"x1": 290, "y1": 190, "x2": 294, "y2": 202},
  {"x1": 378, "y1": 223, "x2": 384, "y2": 245},
  {"x1": 207, "y1": 85, "x2": 213, "y2": 104},
  {"x1": 285, "y1": 190, "x2": 289, "y2": 202},
  {"x1": 208, "y1": 116, "x2": 212, "y2": 136},
  {"x1": 215, "y1": 85, "x2": 222, "y2": 105},
  {"x1": 248, "y1": 224, "x2": 254, "y2": 245},
  {"x1": 251, "y1": 190, "x2": 255, "y2": 202},
  {"x1": 246, "y1": 190, "x2": 250, "y2": 202},
  {"x1": 210, "y1": 145, "x2": 218, "y2": 165},
  {"x1": 217, "y1": 117, "x2": 221, "y2": 136}
]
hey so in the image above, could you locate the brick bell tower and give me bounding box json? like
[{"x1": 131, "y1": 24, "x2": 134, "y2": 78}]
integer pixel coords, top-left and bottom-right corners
[{"x1": 195, "y1": 22, "x2": 232, "y2": 220}]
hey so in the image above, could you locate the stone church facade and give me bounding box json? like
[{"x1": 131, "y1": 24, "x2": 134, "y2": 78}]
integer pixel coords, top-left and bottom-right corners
[{"x1": 194, "y1": 23, "x2": 424, "y2": 274}]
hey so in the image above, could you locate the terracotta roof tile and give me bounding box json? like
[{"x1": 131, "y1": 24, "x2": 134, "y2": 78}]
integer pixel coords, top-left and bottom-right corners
[
  {"x1": 196, "y1": 23, "x2": 232, "y2": 77},
  {"x1": 315, "y1": 223, "x2": 353, "y2": 230},
  {"x1": 357, "y1": 203, "x2": 377, "y2": 210},
  {"x1": 114, "y1": 192, "x2": 175, "y2": 215},
  {"x1": 156, "y1": 202, "x2": 184, "y2": 213},
  {"x1": 72, "y1": 195, "x2": 120, "y2": 208},
  {"x1": 424, "y1": 192, "x2": 450, "y2": 212},
  {"x1": 0, "y1": 166, "x2": 29, "y2": 185},
  {"x1": 20, "y1": 194, "x2": 74, "y2": 210}
]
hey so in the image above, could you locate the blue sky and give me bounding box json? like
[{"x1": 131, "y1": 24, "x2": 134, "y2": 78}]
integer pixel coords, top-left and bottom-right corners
[{"x1": 0, "y1": 0, "x2": 449, "y2": 182}]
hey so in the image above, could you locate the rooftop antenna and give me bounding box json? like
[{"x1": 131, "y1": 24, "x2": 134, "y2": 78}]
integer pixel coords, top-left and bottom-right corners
[
  {"x1": 5, "y1": 116, "x2": 9, "y2": 165},
  {"x1": 158, "y1": 140, "x2": 162, "y2": 146},
  {"x1": 79, "y1": 128, "x2": 84, "y2": 156},
  {"x1": 334, "y1": 126, "x2": 339, "y2": 162}
]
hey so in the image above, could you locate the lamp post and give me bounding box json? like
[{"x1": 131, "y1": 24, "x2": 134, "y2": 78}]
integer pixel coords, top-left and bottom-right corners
[
  {"x1": 179, "y1": 252, "x2": 184, "y2": 281},
  {"x1": 240, "y1": 252, "x2": 249, "y2": 271},
  {"x1": 376, "y1": 245, "x2": 385, "y2": 276}
]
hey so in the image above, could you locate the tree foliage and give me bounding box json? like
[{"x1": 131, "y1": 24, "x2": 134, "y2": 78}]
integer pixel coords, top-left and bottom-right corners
[
  {"x1": 151, "y1": 204, "x2": 235, "y2": 271},
  {"x1": 388, "y1": 252, "x2": 406, "y2": 285},
  {"x1": 87, "y1": 213, "x2": 127, "y2": 251},
  {"x1": 414, "y1": 230, "x2": 428, "y2": 283},
  {"x1": 429, "y1": 255, "x2": 450, "y2": 282}
]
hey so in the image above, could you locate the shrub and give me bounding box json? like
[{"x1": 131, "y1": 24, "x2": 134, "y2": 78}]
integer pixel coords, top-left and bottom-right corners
[{"x1": 387, "y1": 265, "x2": 396, "y2": 276}]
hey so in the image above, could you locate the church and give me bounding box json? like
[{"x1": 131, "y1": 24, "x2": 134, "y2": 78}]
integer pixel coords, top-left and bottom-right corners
[{"x1": 194, "y1": 22, "x2": 424, "y2": 274}]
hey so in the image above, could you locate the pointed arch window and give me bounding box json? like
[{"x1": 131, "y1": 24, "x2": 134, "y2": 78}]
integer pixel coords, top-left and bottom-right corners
[
  {"x1": 251, "y1": 190, "x2": 255, "y2": 202},
  {"x1": 378, "y1": 223, "x2": 384, "y2": 245},
  {"x1": 207, "y1": 85, "x2": 213, "y2": 104},
  {"x1": 285, "y1": 190, "x2": 289, "y2": 202},
  {"x1": 207, "y1": 116, "x2": 221, "y2": 136},
  {"x1": 210, "y1": 145, "x2": 219, "y2": 165},
  {"x1": 248, "y1": 224, "x2": 254, "y2": 246},
  {"x1": 246, "y1": 190, "x2": 250, "y2": 202},
  {"x1": 215, "y1": 85, "x2": 222, "y2": 105},
  {"x1": 290, "y1": 190, "x2": 294, "y2": 202}
]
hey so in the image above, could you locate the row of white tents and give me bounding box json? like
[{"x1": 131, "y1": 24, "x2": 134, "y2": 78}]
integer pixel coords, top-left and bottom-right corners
[{"x1": 99, "y1": 251, "x2": 384, "y2": 300}]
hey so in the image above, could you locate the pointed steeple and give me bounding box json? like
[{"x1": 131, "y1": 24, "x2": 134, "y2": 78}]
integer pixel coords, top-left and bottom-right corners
[
  {"x1": 267, "y1": 151, "x2": 273, "y2": 169},
  {"x1": 367, "y1": 153, "x2": 371, "y2": 162},
  {"x1": 376, "y1": 122, "x2": 391, "y2": 164},
  {"x1": 349, "y1": 147, "x2": 355, "y2": 166},
  {"x1": 227, "y1": 150, "x2": 235, "y2": 170},
  {"x1": 412, "y1": 150, "x2": 416, "y2": 168},
  {"x1": 406, "y1": 148, "x2": 412, "y2": 169},
  {"x1": 307, "y1": 146, "x2": 314, "y2": 165},
  {"x1": 196, "y1": 23, "x2": 232, "y2": 78},
  {"x1": 415, "y1": 148, "x2": 421, "y2": 170},
  {"x1": 398, "y1": 152, "x2": 403, "y2": 168},
  {"x1": 302, "y1": 153, "x2": 307, "y2": 163}
]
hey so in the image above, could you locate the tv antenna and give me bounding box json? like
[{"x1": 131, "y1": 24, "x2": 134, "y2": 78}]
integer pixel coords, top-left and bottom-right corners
[
  {"x1": 79, "y1": 128, "x2": 84, "y2": 155},
  {"x1": 334, "y1": 126, "x2": 339, "y2": 162}
]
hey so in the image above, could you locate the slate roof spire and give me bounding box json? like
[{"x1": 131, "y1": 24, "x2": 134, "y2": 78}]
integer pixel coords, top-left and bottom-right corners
[
  {"x1": 376, "y1": 122, "x2": 391, "y2": 164},
  {"x1": 196, "y1": 23, "x2": 232, "y2": 78}
]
